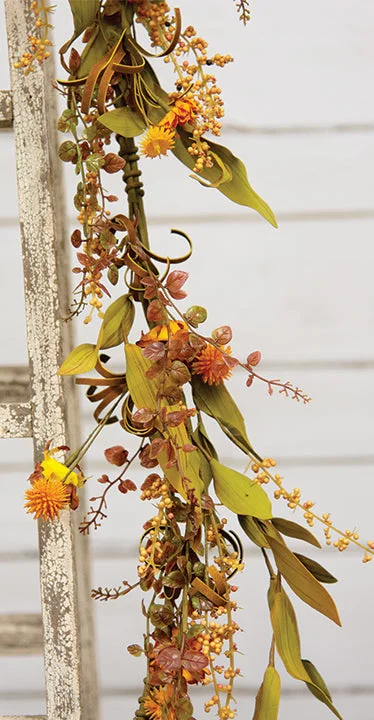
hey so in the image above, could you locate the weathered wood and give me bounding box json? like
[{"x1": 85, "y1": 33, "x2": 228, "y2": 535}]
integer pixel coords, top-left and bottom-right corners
[
  {"x1": 0, "y1": 402, "x2": 32, "y2": 437},
  {"x1": 0, "y1": 614, "x2": 43, "y2": 655},
  {"x1": 0, "y1": 89, "x2": 13, "y2": 127},
  {"x1": 4, "y1": 1, "x2": 99, "y2": 718},
  {"x1": 0, "y1": 717, "x2": 46, "y2": 719},
  {"x1": 0, "y1": 366, "x2": 30, "y2": 402}
]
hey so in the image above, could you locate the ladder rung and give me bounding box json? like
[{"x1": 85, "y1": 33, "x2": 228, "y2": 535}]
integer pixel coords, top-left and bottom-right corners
[
  {"x1": 0, "y1": 614, "x2": 43, "y2": 655},
  {"x1": 0, "y1": 90, "x2": 13, "y2": 128},
  {"x1": 0, "y1": 366, "x2": 30, "y2": 403},
  {"x1": 0, "y1": 402, "x2": 32, "y2": 438}
]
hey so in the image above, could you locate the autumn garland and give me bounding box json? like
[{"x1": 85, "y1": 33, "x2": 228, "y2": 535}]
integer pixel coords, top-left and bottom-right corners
[{"x1": 18, "y1": 2, "x2": 374, "y2": 720}]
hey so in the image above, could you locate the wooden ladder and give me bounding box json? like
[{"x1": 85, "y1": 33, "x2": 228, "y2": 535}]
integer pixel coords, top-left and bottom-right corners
[{"x1": 0, "y1": 1, "x2": 99, "y2": 718}]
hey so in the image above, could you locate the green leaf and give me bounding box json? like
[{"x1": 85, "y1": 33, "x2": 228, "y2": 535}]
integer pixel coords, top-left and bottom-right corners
[
  {"x1": 98, "y1": 294, "x2": 135, "y2": 350},
  {"x1": 210, "y1": 458, "x2": 272, "y2": 518},
  {"x1": 58, "y1": 343, "x2": 98, "y2": 375},
  {"x1": 158, "y1": 417, "x2": 203, "y2": 502},
  {"x1": 302, "y1": 659, "x2": 343, "y2": 720},
  {"x1": 271, "y1": 517, "x2": 321, "y2": 548},
  {"x1": 294, "y1": 553, "x2": 338, "y2": 584},
  {"x1": 172, "y1": 128, "x2": 278, "y2": 227},
  {"x1": 68, "y1": 0, "x2": 100, "y2": 36},
  {"x1": 125, "y1": 344, "x2": 159, "y2": 411},
  {"x1": 252, "y1": 666, "x2": 281, "y2": 720},
  {"x1": 269, "y1": 583, "x2": 312, "y2": 683},
  {"x1": 98, "y1": 106, "x2": 147, "y2": 138},
  {"x1": 266, "y1": 533, "x2": 341, "y2": 625},
  {"x1": 269, "y1": 584, "x2": 343, "y2": 720},
  {"x1": 238, "y1": 515, "x2": 270, "y2": 548},
  {"x1": 192, "y1": 376, "x2": 255, "y2": 457}
]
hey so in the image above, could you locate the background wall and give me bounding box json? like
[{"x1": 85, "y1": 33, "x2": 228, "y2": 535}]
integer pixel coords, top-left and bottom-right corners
[{"x1": 0, "y1": 1, "x2": 373, "y2": 718}]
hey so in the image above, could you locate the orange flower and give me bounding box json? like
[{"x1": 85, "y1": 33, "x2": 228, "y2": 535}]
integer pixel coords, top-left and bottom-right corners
[
  {"x1": 139, "y1": 125, "x2": 175, "y2": 158},
  {"x1": 143, "y1": 685, "x2": 176, "y2": 720},
  {"x1": 24, "y1": 475, "x2": 70, "y2": 521},
  {"x1": 192, "y1": 343, "x2": 232, "y2": 385},
  {"x1": 160, "y1": 97, "x2": 198, "y2": 129}
]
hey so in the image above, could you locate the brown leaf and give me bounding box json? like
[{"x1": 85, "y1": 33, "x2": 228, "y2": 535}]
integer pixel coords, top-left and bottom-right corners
[
  {"x1": 69, "y1": 47, "x2": 81, "y2": 72},
  {"x1": 146, "y1": 299, "x2": 164, "y2": 323},
  {"x1": 247, "y1": 350, "x2": 262, "y2": 367},
  {"x1": 212, "y1": 325, "x2": 232, "y2": 344},
  {"x1": 104, "y1": 446, "x2": 128, "y2": 466},
  {"x1": 139, "y1": 445, "x2": 159, "y2": 468},
  {"x1": 182, "y1": 649, "x2": 209, "y2": 672},
  {"x1": 132, "y1": 407, "x2": 157, "y2": 426},
  {"x1": 165, "y1": 410, "x2": 186, "y2": 427},
  {"x1": 70, "y1": 229, "x2": 82, "y2": 248},
  {"x1": 149, "y1": 438, "x2": 166, "y2": 458},
  {"x1": 142, "y1": 342, "x2": 167, "y2": 362},
  {"x1": 103, "y1": 152, "x2": 125, "y2": 174},
  {"x1": 157, "y1": 646, "x2": 182, "y2": 671},
  {"x1": 165, "y1": 270, "x2": 188, "y2": 299}
]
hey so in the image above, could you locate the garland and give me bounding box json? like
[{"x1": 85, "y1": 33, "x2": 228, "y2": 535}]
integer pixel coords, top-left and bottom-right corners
[{"x1": 17, "y1": 2, "x2": 373, "y2": 719}]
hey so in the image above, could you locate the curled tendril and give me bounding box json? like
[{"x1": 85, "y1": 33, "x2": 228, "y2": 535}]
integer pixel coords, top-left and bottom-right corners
[
  {"x1": 142, "y1": 228, "x2": 193, "y2": 265},
  {"x1": 129, "y1": 8, "x2": 182, "y2": 59}
]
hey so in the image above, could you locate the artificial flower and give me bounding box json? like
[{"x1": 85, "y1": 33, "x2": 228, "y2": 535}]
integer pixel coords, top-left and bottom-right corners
[
  {"x1": 192, "y1": 343, "x2": 232, "y2": 385},
  {"x1": 139, "y1": 125, "x2": 175, "y2": 158}
]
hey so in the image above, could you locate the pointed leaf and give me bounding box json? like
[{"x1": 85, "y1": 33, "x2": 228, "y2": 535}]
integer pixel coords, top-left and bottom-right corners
[
  {"x1": 271, "y1": 517, "x2": 321, "y2": 548},
  {"x1": 125, "y1": 343, "x2": 159, "y2": 411},
  {"x1": 68, "y1": 0, "x2": 100, "y2": 36},
  {"x1": 210, "y1": 458, "x2": 272, "y2": 518},
  {"x1": 192, "y1": 376, "x2": 254, "y2": 457},
  {"x1": 269, "y1": 584, "x2": 312, "y2": 683},
  {"x1": 252, "y1": 666, "x2": 281, "y2": 720},
  {"x1": 98, "y1": 294, "x2": 135, "y2": 349},
  {"x1": 238, "y1": 515, "x2": 270, "y2": 548},
  {"x1": 58, "y1": 343, "x2": 98, "y2": 375},
  {"x1": 267, "y1": 534, "x2": 341, "y2": 625},
  {"x1": 294, "y1": 553, "x2": 337, "y2": 584},
  {"x1": 158, "y1": 416, "x2": 203, "y2": 502},
  {"x1": 269, "y1": 583, "x2": 342, "y2": 719},
  {"x1": 172, "y1": 128, "x2": 277, "y2": 227},
  {"x1": 302, "y1": 659, "x2": 343, "y2": 720},
  {"x1": 98, "y1": 106, "x2": 147, "y2": 137}
]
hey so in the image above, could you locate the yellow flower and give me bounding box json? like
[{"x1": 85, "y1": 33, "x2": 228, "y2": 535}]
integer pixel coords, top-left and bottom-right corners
[
  {"x1": 143, "y1": 685, "x2": 176, "y2": 720},
  {"x1": 192, "y1": 344, "x2": 232, "y2": 385},
  {"x1": 24, "y1": 475, "x2": 70, "y2": 521},
  {"x1": 41, "y1": 448, "x2": 85, "y2": 488},
  {"x1": 141, "y1": 321, "x2": 186, "y2": 343},
  {"x1": 139, "y1": 125, "x2": 175, "y2": 158}
]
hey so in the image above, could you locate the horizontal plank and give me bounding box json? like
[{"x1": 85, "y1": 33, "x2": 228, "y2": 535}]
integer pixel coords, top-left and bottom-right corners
[
  {"x1": 63, "y1": 131, "x2": 374, "y2": 220},
  {"x1": 0, "y1": 367, "x2": 30, "y2": 403},
  {"x1": 0, "y1": 717, "x2": 46, "y2": 719},
  {"x1": 0, "y1": 90, "x2": 12, "y2": 128},
  {"x1": 0, "y1": 615, "x2": 43, "y2": 656},
  {"x1": 49, "y1": 0, "x2": 374, "y2": 127},
  {"x1": 0, "y1": 403, "x2": 32, "y2": 438},
  {"x1": 101, "y1": 692, "x2": 373, "y2": 720}
]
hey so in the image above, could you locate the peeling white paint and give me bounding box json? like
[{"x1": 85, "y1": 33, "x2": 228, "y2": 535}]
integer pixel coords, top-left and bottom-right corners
[
  {"x1": 0, "y1": 401, "x2": 32, "y2": 437},
  {"x1": 4, "y1": 1, "x2": 99, "y2": 718}
]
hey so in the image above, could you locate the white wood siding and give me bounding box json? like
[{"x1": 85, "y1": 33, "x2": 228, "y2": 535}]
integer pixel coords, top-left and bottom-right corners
[{"x1": 0, "y1": 1, "x2": 373, "y2": 718}]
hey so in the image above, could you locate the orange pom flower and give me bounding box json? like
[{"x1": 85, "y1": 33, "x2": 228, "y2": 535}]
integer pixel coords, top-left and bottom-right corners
[
  {"x1": 143, "y1": 685, "x2": 176, "y2": 720},
  {"x1": 160, "y1": 97, "x2": 198, "y2": 129},
  {"x1": 192, "y1": 343, "x2": 232, "y2": 385},
  {"x1": 139, "y1": 125, "x2": 175, "y2": 158},
  {"x1": 24, "y1": 475, "x2": 70, "y2": 521}
]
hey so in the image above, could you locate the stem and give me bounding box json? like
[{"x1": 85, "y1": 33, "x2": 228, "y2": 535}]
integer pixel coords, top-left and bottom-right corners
[{"x1": 117, "y1": 135, "x2": 149, "y2": 251}]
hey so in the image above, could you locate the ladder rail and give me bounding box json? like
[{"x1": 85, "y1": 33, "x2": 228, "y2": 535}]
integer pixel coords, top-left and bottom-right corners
[{"x1": 3, "y1": 0, "x2": 99, "y2": 717}]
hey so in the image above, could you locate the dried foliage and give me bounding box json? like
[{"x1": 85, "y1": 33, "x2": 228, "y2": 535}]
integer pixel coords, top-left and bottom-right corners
[{"x1": 19, "y1": 2, "x2": 373, "y2": 719}]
